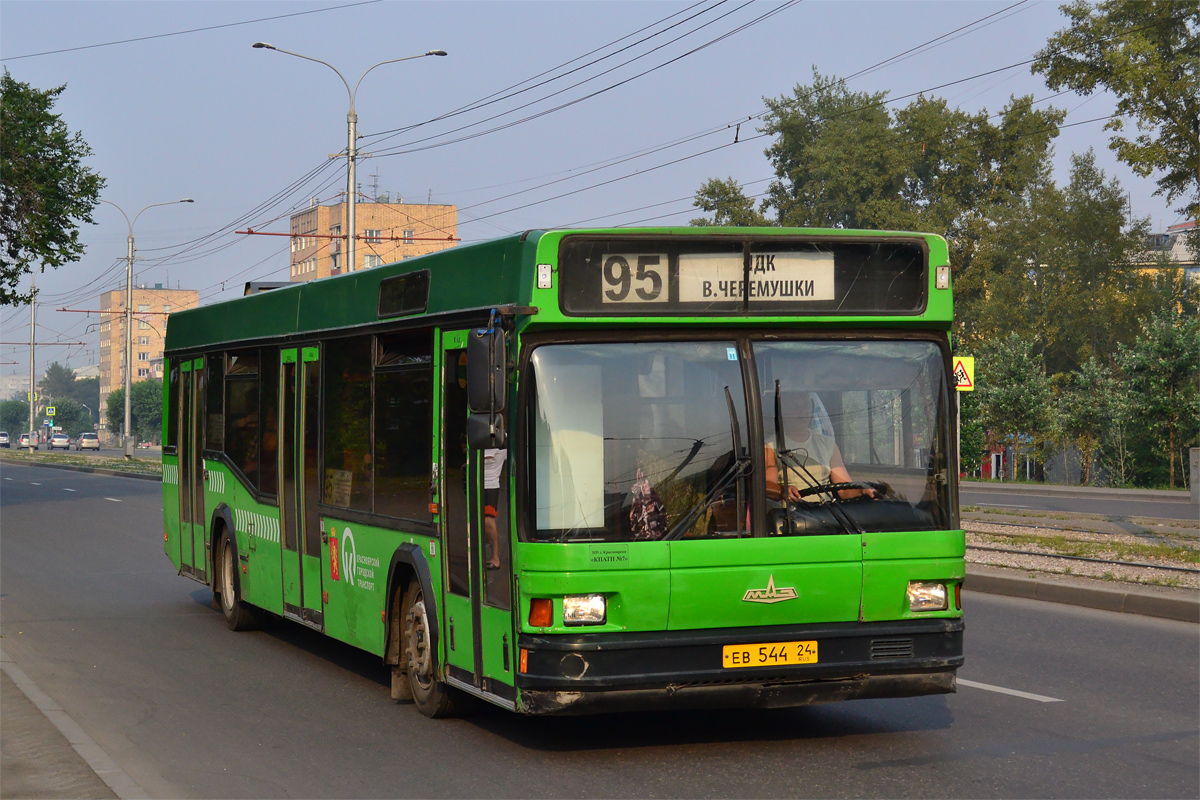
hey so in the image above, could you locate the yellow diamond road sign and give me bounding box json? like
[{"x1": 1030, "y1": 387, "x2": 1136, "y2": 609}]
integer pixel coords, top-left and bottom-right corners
[{"x1": 953, "y1": 357, "x2": 975, "y2": 392}]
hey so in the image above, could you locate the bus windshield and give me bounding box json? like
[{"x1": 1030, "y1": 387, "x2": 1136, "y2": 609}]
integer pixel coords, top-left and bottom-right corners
[{"x1": 528, "y1": 338, "x2": 950, "y2": 543}]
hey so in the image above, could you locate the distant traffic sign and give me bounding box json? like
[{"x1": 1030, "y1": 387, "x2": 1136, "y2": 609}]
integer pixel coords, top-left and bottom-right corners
[
  {"x1": 953, "y1": 357, "x2": 975, "y2": 392},
  {"x1": 46, "y1": 406, "x2": 56, "y2": 416}
]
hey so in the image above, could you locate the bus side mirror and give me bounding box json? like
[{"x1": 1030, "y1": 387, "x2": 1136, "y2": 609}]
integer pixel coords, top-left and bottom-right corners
[{"x1": 467, "y1": 327, "x2": 507, "y2": 449}]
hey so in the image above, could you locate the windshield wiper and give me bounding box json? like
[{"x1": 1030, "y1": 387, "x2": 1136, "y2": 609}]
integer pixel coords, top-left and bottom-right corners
[{"x1": 663, "y1": 385, "x2": 750, "y2": 541}]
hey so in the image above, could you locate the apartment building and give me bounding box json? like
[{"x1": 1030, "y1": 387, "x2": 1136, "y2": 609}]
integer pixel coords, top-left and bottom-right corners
[
  {"x1": 288, "y1": 197, "x2": 457, "y2": 282},
  {"x1": 98, "y1": 285, "x2": 199, "y2": 413}
]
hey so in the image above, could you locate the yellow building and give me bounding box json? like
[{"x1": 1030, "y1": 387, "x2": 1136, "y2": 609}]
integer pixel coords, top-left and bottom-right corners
[
  {"x1": 288, "y1": 198, "x2": 457, "y2": 282},
  {"x1": 98, "y1": 285, "x2": 199, "y2": 419}
]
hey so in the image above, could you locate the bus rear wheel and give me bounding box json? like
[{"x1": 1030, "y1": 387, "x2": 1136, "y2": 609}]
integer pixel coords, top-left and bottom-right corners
[
  {"x1": 218, "y1": 530, "x2": 256, "y2": 631},
  {"x1": 402, "y1": 582, "x2": 457, "y2": 718}
]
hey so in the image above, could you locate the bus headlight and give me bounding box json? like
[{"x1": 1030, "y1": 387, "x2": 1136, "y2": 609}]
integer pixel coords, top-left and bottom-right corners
[
  {"x1": 907, "y1": 581, "x2": 948, "y2": 612},
  {"x1": 562, "y1": 594, "x2": 606, "y2": 626}
]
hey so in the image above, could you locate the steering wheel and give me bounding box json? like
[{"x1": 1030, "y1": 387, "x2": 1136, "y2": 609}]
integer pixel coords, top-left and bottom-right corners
[{"x1": 795, "y1": 481, "x2": 888, "y2": 499}]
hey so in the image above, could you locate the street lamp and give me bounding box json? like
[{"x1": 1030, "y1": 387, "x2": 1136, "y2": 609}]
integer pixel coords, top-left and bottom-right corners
[
  {"x1": 100, "y1": 198, "x2": 194, "y2": 459},
  {"x1": 252, "y1": 43, "x2": 446, "y2": 276}
]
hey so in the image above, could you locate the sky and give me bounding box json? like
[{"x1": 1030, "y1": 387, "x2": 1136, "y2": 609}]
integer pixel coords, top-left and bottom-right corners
[{"x1": 0, "y1": 0, "x2": 1185, "y2": 385}]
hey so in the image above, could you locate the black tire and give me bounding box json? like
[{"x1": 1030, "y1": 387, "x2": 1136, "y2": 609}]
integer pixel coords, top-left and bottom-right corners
[
  {"x1": 217, "y1": 530, "x2": 256, "y2": 631},
  {"x1": 402, "y1": 582, "x2": 458, "y2": 718}
]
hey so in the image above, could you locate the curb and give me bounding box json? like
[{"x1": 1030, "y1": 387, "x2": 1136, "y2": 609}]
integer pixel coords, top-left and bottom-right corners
[
  {"x1": 0, "y1": 458, "x2": 160, "y2": 482},
  {"x1": 961, "y1": 481, "x2": 1194, "y2": 504},
  {"x1": 1, "y1": 648, "x2": 148, "y2": 799},
  {"x1": 966, "y1": 566, "x2": 1199, "y2": 623}
]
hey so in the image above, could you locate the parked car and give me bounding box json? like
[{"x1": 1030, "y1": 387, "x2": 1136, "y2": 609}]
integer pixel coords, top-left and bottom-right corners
[
  {"x1": 0, "y1": 431, "x2": 9, "y2": 448},
  {"x1": 18, "y1": 433, "x2": 38, "y2": 450},
  {"x1": 48, "y1": 433, "x2": 71, "y2": 450},
  {"x1": 76, "y1": 432, "x2": 100, "y2": 451}
]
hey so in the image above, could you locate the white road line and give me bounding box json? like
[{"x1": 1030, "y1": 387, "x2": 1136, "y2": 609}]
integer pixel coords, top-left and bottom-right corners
[
  {"x1": 64, "y1": 488, "x2": 76, "y2": 492},
  {"x1": 29, "y1": 482, "x2": 41, "y2": 486},
  {"x1": 104, "y1": 497, "x2": 121, "y2": 502},
  {"x1": 958, "y1": 678, "x2": 1063, "y2": 703},
  {"x1": 3, "y1": 477, "x2": 12, "y2": 481},
  {"x1": 971, "y1": 503, "x2": 1030, "y2": 509}
]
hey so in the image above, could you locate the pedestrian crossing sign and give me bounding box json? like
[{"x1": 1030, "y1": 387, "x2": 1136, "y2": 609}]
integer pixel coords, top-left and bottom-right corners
[{"x1": 953, "y1": 357, "x2": 974, "y2": 392}]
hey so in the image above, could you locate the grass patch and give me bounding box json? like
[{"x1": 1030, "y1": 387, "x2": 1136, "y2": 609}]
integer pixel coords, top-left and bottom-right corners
[
  {"x1": 0, "y1": 450, "x2": 161, "y2": 475},
  {"x1": 975, "y1": 531, "x2": 1199, "y2": 566}
]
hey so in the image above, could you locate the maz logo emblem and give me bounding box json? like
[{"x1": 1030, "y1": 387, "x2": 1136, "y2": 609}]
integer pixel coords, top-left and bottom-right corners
[{"x1": 742, "y1": 575, "x2": 799, "y2": 604}]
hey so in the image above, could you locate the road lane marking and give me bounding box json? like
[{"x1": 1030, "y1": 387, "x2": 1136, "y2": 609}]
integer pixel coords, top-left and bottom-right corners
[
  {"x1": 29, "y1": 482, "x2": 41, "y2": 486},
  {"x1": 104, "y1": 497, "x2": 121, "y2": 502},
  {"x1": 3, "y1": 477, "x2": 11, "y2": 481},
  {"x1": 64, "y1": 488, "x2": 76, "y2": 492},
  {"x1": 958, "y1": 678, "x2": 1062, "y2": 703}
]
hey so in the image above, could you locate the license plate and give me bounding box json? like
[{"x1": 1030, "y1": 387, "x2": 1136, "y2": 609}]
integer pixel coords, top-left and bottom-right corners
[{"x1": 722, "y1": 640, "x2": 818, "y2": 668}]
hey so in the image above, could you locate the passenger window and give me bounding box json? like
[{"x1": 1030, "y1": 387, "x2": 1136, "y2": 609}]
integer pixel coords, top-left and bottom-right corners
[
  {"x1": 323, "y1": 337, "x2": 372, "y2": 510},
  {"x1": 206, "y1": 352, "x2": 224, "y2": 451},
  {"x1": 259, "y1": 348, "x2": 279, "y2": 495},
  {"x1": 374, "y1": 330, "x2": 433, "y2": 523},
  {"x1": 224, "y1": 349, "x2": 259, "y2": 488}
]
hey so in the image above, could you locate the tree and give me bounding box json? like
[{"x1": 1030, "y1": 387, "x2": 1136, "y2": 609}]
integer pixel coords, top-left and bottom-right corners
[
  {"x1": 130, "y1": 379, "x2": 163, "y2": 443},
  {"x1": 1057, "y1": 356, "x2": 1119, "y2": 485},
  {"x1": 49, "y1": 398, "x2": 92, "y2": 438},
  {"x1": 38, "y1": 360, "x2": 76, "y2": 400},
  {"x1": 1116, "y1": 309, "x2": 1200, "y2": 488},
  {"x1": 1033, "y1": 0, "x2": 1200, "y2": 218},
  {"x1": 690, "y1": 178, "x2": 769, "y2": 226},
  {"x1": 0, "y1": 399, "x2": 29, "y2": 434},
  {"x1": 978, "y1": 334, "x2": 1054, "y2": 480},
  {"x1": 0, "y1": 72, "x2": 105, "y2": 306}
]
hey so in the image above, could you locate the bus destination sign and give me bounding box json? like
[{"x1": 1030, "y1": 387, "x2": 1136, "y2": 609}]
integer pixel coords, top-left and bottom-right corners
[
  {"x1": 560, "y1": 237, "x2": 927, "y2": 316},
  {"x1": 599, "y1": 251, "x2": 835, "y2": 305}
]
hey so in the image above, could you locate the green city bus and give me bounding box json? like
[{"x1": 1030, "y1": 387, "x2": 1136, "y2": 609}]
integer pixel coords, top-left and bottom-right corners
[{"x1": 162, "y1": 227, "x2": 964, "y2": 717}]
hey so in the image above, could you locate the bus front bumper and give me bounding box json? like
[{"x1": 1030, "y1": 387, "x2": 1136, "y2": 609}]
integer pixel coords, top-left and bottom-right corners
[{"x1": 515, "y1": 617, "x2": 963, "y2": 716}]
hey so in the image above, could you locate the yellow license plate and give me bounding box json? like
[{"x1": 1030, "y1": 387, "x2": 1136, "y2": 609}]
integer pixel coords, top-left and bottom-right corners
[{"x1": 722, "y1": 640, "x2": 818, "y2": 669}]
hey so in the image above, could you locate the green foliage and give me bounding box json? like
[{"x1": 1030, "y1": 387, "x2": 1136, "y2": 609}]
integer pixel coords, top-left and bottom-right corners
[
  {"x1": 690, "y1": 177, "x2": 768, "y2": 226},
  {"x1": 0, "y1": 71, "x2": 105, "y2": 305},
  {"x1": 104, "y1": 380, "x2": 164, "y2": 442},
  {"x1": 130, "y1": 379, "x2": 163, "y2": 443},
  {"x1": 1116, "y1": 309, "x2": 1200, "y2": 487},
  {"x1": 957, "y1": 389, "x2": 987, "y2": 476},
  {"x1": 49, "y1": 398, "x2": 92, "y2": 438},
  {"x1": 38, "y1": 360, "x2": 76, "y2": 398},
  {"x1": 1056, "y1": 356, "x2": 1118, "y2": 484},
  {"x1": 977, "y1": 335, "x2": 1053, "y2": 479},
  {"x1": 0, "y1": 398, "x2": 30, "y2": 433},
  {"x1": 1033, "y1": 0, "x2": 1200, "y2": 217},
  {"x1": 967, "y1": 150, "x2": 1155, "y2": 374}
]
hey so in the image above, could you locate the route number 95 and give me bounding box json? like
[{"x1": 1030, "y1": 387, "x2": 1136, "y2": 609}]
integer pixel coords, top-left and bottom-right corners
[{"x1": 602, "y1": 254, "x2": 667, "y2": 303}]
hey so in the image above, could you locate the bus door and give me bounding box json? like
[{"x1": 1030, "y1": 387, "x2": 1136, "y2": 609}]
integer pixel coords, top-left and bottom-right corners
[
  {"x1": 438, "y1": 329, "x2": 515, "y2": 700},
  {"x1": 178, "y1": 357, "x2": 207, "y2": 581},
  {"x1": 279, "y1": 347, "x2": 324, "y2": 628}
]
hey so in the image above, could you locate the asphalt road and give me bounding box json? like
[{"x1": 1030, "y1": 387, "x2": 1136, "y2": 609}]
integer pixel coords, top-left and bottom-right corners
[
  {"x1": 960, "y1": 487, "x2": 1198, "y2": 521},
  {"x1": 2, "y1": 463, "x2": 1197, "y2": 799}
]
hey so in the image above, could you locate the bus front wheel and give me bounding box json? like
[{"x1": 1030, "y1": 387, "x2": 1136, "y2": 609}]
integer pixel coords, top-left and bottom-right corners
[
  {"x1": 402, "y1": 582, "x2": 457, "y2": 718},
  {"x1": 218, "y1": 530, "x2": 256, "y2": 631}
]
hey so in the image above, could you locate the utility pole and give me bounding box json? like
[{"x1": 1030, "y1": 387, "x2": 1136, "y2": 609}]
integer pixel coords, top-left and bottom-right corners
[
  {"x1": 27, "y1": 272, "x2": 36, "y2": 448},
  {"x1": 252, "y1": 44, "x2": 446, "y2": 275}
]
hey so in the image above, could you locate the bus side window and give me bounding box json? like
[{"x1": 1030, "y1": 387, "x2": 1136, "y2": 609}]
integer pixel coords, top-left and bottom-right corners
[
  {"x1": 206, "y1": 352, "x2": 224, "y2": 451},
  {"x1": 373, "y1": 329, "x2": 434, "y2": 524}
]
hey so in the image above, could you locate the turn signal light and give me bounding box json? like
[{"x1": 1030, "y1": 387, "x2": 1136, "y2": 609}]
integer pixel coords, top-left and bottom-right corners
[
  {"x1": 955, "y1": 582, "x2": 962, "y2": 610},
  {"x1": 528, "y1": 598, "x2": 552, "y2": 627}
]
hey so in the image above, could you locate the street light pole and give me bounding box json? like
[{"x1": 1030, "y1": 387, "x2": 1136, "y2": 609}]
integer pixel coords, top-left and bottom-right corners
[
  {"x1": 252, "y1": 44, "x2": 446, "y2": 275},
  {"x1": 100, "y1": 198, "x2": 193, "y2": 459}
]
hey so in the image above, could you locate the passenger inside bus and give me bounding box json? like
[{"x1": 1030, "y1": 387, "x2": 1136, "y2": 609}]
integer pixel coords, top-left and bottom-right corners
[{"x1": 764, "y1": 390, "x2": 877, "y2": 503}]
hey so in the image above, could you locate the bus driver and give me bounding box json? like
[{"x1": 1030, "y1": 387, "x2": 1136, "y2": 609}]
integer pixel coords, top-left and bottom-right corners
[{"x1": 764, "y1": 390, "x2": 877, "y2": 503}]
